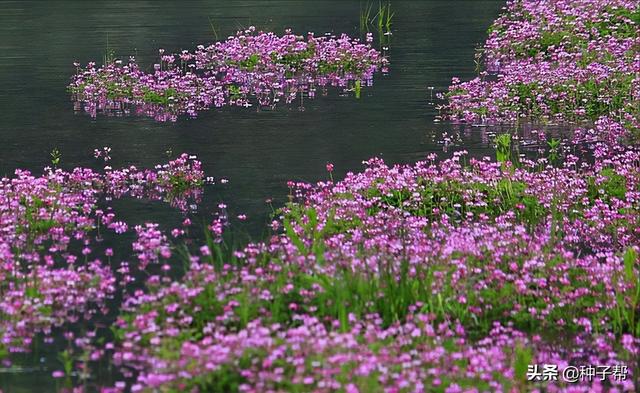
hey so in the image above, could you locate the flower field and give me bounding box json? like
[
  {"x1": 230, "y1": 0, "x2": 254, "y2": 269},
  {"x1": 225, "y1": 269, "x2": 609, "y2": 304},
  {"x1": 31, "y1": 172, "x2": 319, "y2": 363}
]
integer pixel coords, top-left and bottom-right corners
[
  {"x1": 443, "y1": 0, "x2": 639, "y2": 127},
  {"x1": 2, "y1": 0, "x2": 640, "y2": 392}
]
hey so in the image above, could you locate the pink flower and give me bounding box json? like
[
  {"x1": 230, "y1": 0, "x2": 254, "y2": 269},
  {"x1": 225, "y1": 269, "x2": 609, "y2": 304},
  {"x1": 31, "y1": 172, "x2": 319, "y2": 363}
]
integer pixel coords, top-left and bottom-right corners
[{"x1": 200, "y1": 245, "x2": 211, "y2": 256}]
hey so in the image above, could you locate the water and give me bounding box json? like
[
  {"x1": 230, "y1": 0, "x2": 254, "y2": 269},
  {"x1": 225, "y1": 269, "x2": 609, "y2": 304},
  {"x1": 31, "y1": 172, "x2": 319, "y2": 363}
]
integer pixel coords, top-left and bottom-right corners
[
  {"x1": 0, "y1": 1, "x2": 505, "y2": 390},
  {"x1": 0, "y1": 0, "x2": 507, "y2": 230}
]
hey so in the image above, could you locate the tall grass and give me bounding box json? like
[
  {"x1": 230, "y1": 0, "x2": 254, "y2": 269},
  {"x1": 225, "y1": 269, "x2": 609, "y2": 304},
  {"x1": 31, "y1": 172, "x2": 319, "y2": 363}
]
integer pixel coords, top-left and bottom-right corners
[
  {"x1": 613, "y1": 247, "x2": 640, "y2": 336},
  {"x1": 360, "y1": 1, "x2": 393, "y2": 45},
  {"x1": 376, "y1": 1, "x2": 394, "y2": 36},
  {"x1": 494, "y1": 133, "x2": 512, "y2": 165},
  {"x1": 103, "y1": 33, "x2": 116, "y2": 65},
  {"x1": 208, "y1": 17, "x2": 220, "y2": 41},
  {"x1": 359, "y1": 2, "x2": 374, "y2": 33}
]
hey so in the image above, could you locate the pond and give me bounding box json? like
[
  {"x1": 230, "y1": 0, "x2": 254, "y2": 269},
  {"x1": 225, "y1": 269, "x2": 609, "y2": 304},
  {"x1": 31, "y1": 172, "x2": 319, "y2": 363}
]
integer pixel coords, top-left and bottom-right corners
[{"x1": 0, "y1": 0, "x2": 505, "y2": 237}]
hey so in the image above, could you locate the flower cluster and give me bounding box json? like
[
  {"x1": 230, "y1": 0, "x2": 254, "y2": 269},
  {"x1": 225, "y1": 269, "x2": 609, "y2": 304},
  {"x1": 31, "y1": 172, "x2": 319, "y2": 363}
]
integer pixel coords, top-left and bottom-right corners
[
  {"x1": 103, "y1": 153, "x2": 204, "y2": 211},
  {"x1": 69, "y1": 28, "x2": 388, "y2": 121},
  {"x1": 107, "y1": 112, "x2": 639, "y2": 391},
  {"x1": 132, "y1": 223, "x2": 171, "y2": 269},
  {"x1": 443, "y1": 0, "x2": 640, "y2": 128},
  {"x1": 0, "y1": 154, "x2": 204, "y2": 361}
]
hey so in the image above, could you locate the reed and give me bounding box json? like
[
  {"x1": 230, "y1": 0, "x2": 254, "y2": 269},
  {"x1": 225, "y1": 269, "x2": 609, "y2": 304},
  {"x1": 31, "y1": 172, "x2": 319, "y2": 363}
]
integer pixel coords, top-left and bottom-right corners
[
  {"x1": 208, "y1": 16, "x2": 219, "y2": 40},
  {"x1": 360, "y1": 1, "x2": 393, "y2": 39},
  {"x1": 359, "y1": 1, "x2": 374, "y2": 33}
]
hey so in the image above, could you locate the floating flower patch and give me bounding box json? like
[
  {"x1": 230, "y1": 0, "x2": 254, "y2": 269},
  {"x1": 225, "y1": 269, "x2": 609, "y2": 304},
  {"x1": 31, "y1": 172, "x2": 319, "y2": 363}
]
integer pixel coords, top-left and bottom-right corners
[
  {"x1": 0, "y1": 153, "x2": 205, "y2": 360},
  {"x1": 69, "y1": 28, "x2": 388, "y2": 121},
  {"x1": 442, "y1": 0, "x2": 640, "y2": 127}
]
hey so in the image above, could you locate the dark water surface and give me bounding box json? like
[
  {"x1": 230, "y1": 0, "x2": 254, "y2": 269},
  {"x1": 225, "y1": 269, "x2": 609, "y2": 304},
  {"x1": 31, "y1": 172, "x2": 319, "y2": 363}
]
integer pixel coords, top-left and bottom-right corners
[
  {"x1": 0, "y1": 1, "x2": 505, "y2": 390},
  {"x1": 0, "y1": 0, "x2": 505, "y2": 232}
]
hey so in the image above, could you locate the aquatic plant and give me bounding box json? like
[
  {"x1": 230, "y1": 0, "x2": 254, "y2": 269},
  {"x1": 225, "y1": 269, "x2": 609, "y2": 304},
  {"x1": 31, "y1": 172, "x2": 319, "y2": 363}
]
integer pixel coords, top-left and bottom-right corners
[
  {"x1": 376, "y1": 1, "x2": 393, "y2": 37},
  {"x1": 69, "y1": 27, "x2": 388, "y2": 121},
  {"x1": 50, "y1": 148, "x2": 61, "y2": 167},
  {"x1": 2, "y1": 122, "x2": 639, "y2": 391},
  {"x1": 103, "y1": 115, "x2": 640, "y2": 391},
  {"x1": 442, "y1": 0, "x2": 640, "y2": 130},
  {"x1": 359, "y1": 1, "x2": 393, "y2": 46},
  {"x1": 0, "y1": 153, "x2": 205, "y2": 361},
  {"x1": 3, "y1": 1, "x2": 639, "y2": 391},
  {"x1": 494, "y1": 133, "x2": 511, "y2": 164},
  {"x1": 359, "y1": 2, "x2": 374, "y2": 34}
]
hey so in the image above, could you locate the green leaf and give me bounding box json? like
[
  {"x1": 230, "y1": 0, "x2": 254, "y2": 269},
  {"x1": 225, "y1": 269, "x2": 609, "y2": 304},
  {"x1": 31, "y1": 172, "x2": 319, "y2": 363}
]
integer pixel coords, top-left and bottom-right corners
[
  {"x1": 623, "y1": 247, "x2": 637, "y2": 282},
  {"x1": 514, "y1": 345, "x2": 533, "y2": 382}
]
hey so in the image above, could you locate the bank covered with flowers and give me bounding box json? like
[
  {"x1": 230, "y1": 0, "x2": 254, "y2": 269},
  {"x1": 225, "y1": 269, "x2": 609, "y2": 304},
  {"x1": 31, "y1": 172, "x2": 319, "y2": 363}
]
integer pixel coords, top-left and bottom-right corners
[{"x1": 2, "y1": 1, "x2": 640, "y2": 392}]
